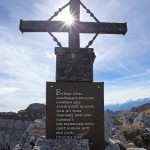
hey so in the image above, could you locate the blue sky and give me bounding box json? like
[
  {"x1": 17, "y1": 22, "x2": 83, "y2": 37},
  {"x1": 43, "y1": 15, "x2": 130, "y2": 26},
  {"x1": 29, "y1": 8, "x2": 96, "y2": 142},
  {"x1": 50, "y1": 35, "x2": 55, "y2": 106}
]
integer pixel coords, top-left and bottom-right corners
[{"x1": 0, "y1": 0, "x2": 150, "y2": 112}]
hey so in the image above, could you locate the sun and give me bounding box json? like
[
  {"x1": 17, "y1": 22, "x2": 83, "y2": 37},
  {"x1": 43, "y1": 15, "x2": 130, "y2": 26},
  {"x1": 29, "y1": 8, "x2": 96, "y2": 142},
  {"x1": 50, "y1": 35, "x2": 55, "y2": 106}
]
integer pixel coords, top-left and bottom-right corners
[
  {"x1": 62, "y1": 13, "x2": 74, "y2": 25},
  {"x1": 55, "y1": 8, "x2": 74, "y2": 25}
]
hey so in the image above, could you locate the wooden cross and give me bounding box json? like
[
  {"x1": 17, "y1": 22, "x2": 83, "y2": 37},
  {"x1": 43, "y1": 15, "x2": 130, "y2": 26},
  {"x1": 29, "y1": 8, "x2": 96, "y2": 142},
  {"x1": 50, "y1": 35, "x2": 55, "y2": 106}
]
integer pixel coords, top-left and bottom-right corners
[{"x1": 19, "y1": 0, "x2": 127, "y2": 51}]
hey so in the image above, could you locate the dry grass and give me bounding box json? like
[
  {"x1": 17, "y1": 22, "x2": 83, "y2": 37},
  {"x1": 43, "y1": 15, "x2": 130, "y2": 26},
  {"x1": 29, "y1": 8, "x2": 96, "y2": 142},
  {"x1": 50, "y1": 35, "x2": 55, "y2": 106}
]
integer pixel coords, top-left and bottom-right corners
[
  {"x1": 141, "y1": 108, "x2": 150, "y2": 115},
  {"x1": 118, "y1": 115, "x2": 124, "y2": 124},
  {"x1": 121, "y1": 125, "x2": 146, "y2": 141}
]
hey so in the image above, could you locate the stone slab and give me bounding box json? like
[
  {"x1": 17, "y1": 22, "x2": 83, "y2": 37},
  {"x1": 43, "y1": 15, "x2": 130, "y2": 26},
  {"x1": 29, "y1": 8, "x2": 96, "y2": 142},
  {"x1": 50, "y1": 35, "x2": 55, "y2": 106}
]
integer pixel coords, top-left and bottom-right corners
[{"x1": 34, "y1": 139, "x2": 90, "y2": 150}]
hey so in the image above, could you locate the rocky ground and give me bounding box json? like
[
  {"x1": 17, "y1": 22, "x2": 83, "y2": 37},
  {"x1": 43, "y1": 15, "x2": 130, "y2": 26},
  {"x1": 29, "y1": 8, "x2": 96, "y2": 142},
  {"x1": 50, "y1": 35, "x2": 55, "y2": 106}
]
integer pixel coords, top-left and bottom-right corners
[
  {"x1": 0, "y1": 103, "x2": 150, "y2": 150},
  {"x1": 0, "y1": 103, "x2": 45, "y2": 150},
  {"x1": 108, "y1": 103, "x2": 150, "y2": 149}
]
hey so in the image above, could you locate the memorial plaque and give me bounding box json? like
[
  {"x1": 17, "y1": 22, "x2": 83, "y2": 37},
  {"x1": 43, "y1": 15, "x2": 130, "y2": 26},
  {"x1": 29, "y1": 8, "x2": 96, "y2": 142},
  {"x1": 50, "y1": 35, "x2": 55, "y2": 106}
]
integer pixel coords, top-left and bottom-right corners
[{"x1": 46, "y1": 82, "x2": 104, "y2": 150}]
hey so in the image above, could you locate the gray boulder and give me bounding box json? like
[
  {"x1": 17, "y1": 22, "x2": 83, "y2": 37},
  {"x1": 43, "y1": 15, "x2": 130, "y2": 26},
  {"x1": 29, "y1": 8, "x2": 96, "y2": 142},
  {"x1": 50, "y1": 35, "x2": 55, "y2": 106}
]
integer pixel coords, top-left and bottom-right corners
[
  {"x1": 13, "y1": 118, "x2": 45, "y2": 150},
  {"x1": 133, "y1": 114, "x2": 150, "y2": 127},
  {"x1": 105, "y1": 139, "x2": 120, "y2": 150},
  {"x1": 104, "y1": 112, "x2": 112, "y2": 143},
  {"x1": 113, "y1": 140, "x2": 126, "y2": 150},
  {"x1": 112, "y1": 128, "x2": 126, "y2": 144}
]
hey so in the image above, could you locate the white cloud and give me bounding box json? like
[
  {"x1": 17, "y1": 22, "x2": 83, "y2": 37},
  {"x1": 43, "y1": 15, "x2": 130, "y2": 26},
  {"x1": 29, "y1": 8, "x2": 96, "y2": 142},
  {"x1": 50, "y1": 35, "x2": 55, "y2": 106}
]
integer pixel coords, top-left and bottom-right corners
[
  {"x1": 106, "y1": 70, "x2": 150, "y2": 84},
  {"x1": 104, "y1": 70, "x2": 150, "y2": 104},
  {"x1": 0, "y1": 87, "x2": 20, "y2": 95},
  {"x1": 105, "y1": 86, "x2": 150, "y2": 104},
  {"x1": 0, "y1": 19, "x2": 55, "y2": 112}
]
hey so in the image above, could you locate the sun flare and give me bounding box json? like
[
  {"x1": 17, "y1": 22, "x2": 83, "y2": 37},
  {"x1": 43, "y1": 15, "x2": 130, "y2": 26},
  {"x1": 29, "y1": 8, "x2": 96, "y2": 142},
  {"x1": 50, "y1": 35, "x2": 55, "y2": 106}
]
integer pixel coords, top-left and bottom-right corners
[
  {"x1": 62, "y1": 13, "x2": 74, "y2": 25},
  {"x1": 54, "y1": 8, "x2": 74, "y2": 25}
]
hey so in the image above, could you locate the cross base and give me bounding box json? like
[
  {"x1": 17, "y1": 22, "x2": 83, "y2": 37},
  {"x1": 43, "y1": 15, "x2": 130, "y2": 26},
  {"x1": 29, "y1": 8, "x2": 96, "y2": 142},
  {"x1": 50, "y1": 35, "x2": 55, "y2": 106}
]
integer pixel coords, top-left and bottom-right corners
[{"x1": 55, "y1": 48, "x2": 95, "y2": 81}]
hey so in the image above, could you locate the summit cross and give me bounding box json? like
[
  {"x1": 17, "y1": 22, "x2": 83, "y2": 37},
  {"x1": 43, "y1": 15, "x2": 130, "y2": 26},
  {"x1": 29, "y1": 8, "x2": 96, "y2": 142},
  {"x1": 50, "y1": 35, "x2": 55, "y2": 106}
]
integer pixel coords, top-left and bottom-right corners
[
  {"x1": 19, "y1": 2, "x2": 127, "y2": 149},
  {"x1": 19, "y1": 0, "x2": 127, "y2": 51}
]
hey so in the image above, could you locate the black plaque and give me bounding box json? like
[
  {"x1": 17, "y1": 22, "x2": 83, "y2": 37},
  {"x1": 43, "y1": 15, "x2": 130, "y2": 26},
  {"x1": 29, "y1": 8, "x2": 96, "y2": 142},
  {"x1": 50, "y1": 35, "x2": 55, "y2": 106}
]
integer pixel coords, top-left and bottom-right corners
[{"x1": 46, "y1": 82, "x2": 104, "y2": 150}]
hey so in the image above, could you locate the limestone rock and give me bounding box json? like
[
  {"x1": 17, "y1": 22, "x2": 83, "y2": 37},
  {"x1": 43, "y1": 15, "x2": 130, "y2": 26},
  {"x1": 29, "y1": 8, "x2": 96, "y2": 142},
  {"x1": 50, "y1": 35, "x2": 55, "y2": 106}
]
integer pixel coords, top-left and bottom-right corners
[
  {"x1": 113, "y1": 140, "x2": 126, "y2": 150},
  {"x1": 112, "y1": 128, "x2": 126, "y2": 144},
  {"x1": 146, "y1": 127, "x2": 150, "y2": 133},
  {"x1": 133, "y1": 114, "x2": 150, "y2": 127},
  {"x1": 104, "y1": 112, "x2": 112, "y2": 143},
  {"x1": 105, "y1": 139, "x2": 120, "y2": 150},
  {"x1": 105, "y1": 113, "x2": 125, "y2": 149},
  {"x1": 27, "y1": 103, "x2": 45, "y2": 111},
  {"x1": 13, "y1": 118, "x2": 45, "y2": 149},
  {"x1": 123, "y1": 112, "x2": 139, "y2": 126},
  {"x1": 0, "y1": 103, "x2": 45, "y2": 150},
  {"x1": 131, "y1": 103, "x2": 150, "y2": 113}
]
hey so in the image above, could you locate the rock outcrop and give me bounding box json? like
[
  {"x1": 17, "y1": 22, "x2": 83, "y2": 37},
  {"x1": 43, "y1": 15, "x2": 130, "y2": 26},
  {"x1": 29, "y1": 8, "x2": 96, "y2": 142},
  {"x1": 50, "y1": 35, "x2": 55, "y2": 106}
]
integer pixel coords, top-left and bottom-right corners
[
  {"x1": 104, "y1": 112, "x2": 112, "y2": 143},
  {"x1": 123, "y1": 112, "x2": 139, "y2": 126},
  {"x1": 111, "y1": 128, "x2": 126, "y2": 144},
  {"x1": 131, "y1": 103, "x2": 150, "y2": 113},
  {"x1": 14, "y1": 118, "x2": 45, "y2": 149},
  {"x1": 133, "y1": 114, "x2": 150, "y2": 127},
  {"x1": 105, "y1": 139, "x2": 120, "y2": 150},
  {"x1": 0, "y1": 103, "x2": 45, "y2": 150},
  {"x1": 104, "y1": 113, "x2": 125, "y2": 150}
]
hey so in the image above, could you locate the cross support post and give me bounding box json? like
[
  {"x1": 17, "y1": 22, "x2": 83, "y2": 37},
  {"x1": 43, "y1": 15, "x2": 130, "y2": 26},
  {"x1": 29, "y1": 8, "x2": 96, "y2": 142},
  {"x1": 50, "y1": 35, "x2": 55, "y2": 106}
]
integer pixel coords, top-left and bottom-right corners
[{"x1": 69, "y1": 0, "x2": 80, "y2": 50}]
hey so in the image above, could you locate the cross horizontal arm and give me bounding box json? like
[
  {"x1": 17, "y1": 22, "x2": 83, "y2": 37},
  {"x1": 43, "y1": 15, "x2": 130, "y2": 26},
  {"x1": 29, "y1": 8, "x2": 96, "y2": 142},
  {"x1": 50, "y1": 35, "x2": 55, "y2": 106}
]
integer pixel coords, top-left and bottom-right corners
[
  {"x1": 78, "y1": 22, "x2": 127, "y2": 35},
  {"x1": 20, "y1": 19, "x2": 127, "y2": 35},
  {"x1": 19, "y1": 19, "x2": 68, "y2": 33}
]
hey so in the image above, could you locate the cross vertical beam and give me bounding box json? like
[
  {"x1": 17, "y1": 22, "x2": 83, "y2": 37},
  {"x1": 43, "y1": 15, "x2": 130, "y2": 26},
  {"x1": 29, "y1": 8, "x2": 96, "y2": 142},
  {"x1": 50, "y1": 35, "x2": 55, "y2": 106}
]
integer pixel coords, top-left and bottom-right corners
[{"x1": 69, "y1": 0, "x2": 80, "y2": 50}]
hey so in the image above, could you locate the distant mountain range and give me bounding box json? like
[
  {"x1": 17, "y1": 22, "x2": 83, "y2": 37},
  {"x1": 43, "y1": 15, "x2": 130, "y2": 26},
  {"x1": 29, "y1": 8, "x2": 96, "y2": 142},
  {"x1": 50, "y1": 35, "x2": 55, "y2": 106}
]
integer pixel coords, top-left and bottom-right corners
[{"x1": 105, "y1": 97, "x2": 150, "y2": 111}]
